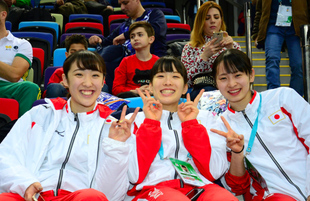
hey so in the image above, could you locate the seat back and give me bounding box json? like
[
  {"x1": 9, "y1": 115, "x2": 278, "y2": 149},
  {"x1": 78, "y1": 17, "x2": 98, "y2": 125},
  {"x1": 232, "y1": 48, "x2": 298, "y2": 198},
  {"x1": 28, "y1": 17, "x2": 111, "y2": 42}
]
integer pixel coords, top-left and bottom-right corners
[
  {"x1": 51, "y1": 13, "x2": 64, "y2": 33},
  {"x1": 12, "y1": 32, "x2": 53, "y2": 70},
  {"x1": 18, "y1": 21, "x2": 60, "y2": 42},
  {"x1": 65, "y1": 22, "x2": 103, "y2": 35},
  {"x1": 32, "y1": 47, "x2": 45, "y2": 82},
  {"x1": 44, "y1": 66, "x2": 62, "y2": 91},
  {"x1": 110, "y1": 23, "x2": 121, "y2": 34},
  {"x1": 166, "y1": 34, "x2": 190, "y2": 44},
  {"x1": 108, "y1": 14, "x2": 128, "y2": 27},
  {"x1": 53, "y1": 47, "x2": 96, "y2": 66},
  {"x1": 165, "y1": 15, "x2": 181, "y2": 23},
  {"x1": 167, "y1": 23, "x2": 191, "y2": 34},
  {"x1": 141, "y1": 1, "x2": 166, "y2": 8},
  {"x1": 0, "y1": 98, "x2": 19, "y2": 121},
  {"x1": 19, "y1": 26, "x2": 57, "y2": 51},
  {"x1": 5, "y1": 21, "x2": 12, "y2": 31},
  {"x1": 69, "y1": 14, "x2": 103, "y2": 24}
]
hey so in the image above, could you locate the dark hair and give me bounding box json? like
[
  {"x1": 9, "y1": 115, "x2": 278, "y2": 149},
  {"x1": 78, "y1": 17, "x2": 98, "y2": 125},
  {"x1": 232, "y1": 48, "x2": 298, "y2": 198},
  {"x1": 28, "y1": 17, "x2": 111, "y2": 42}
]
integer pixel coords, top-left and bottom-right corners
[
  {"x1": 129, "y1": 21, "x2": 155, "y2": 37},
  {"x1": 212, "y1": 49, "x2": 252, "y2": 80},
  {"x1": 65, "y1": 34, "x2": 88, "y2": 52},
  {"x1": 0, "y1": 0, "x2": 9, "y2": 13},
  {"x1": 63, "y1": 50, "x2": 106, "y2": 78},
  {"x1": 150, "y1": 56, "x2": 187, "y2": 84}
]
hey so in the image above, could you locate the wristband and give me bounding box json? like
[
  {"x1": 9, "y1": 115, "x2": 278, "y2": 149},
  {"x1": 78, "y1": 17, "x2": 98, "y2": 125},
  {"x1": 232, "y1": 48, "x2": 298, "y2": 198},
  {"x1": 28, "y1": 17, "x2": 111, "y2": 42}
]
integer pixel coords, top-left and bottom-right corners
[{"x1": 231, "y1": 145, "x2": 244, "y2": 154}]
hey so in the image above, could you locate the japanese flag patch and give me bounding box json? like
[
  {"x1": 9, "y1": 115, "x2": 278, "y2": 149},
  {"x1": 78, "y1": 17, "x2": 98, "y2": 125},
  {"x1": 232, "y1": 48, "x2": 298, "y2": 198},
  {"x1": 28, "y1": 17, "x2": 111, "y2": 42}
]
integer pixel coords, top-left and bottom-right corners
[{"x1": 268, "y1": 110, "x2": 286, "y2": 124}]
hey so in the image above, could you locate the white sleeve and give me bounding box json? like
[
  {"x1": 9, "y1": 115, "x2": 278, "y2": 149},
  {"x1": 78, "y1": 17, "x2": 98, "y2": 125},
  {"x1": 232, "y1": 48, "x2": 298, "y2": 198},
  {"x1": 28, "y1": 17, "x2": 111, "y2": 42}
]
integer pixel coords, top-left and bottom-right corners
[
  {"x1": 17, "y1": 39, "x2": 33, "y2": 66},
  {"x1": 93, "y1": 137, "x2": 130, "y2": 201}
]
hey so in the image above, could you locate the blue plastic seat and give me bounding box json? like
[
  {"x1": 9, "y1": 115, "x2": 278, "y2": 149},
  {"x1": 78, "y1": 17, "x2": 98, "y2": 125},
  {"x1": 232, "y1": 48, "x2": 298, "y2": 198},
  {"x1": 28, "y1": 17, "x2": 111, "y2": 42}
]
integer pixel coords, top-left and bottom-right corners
[
  {"x1": 149, "y1": 7, "x2": 173, "y2": 15},
  {"x1": 18, "y1": 21, "x2": 60, "y2": 42},
  {"x1": 53, "y1": 47, "x2": 96, "y2": 66},
  {"x1": 12, "y1": 32, "x2": 53, "y2": 70},
  {"x1": 165, "y1": 15, "x2": 181, "y2": 23},
  {"x1": 5, "y1": 21, "x2": 12, "y2": 31},
  {"x1": 69, "y1": 14, "x2": 103, "y2": 24}
]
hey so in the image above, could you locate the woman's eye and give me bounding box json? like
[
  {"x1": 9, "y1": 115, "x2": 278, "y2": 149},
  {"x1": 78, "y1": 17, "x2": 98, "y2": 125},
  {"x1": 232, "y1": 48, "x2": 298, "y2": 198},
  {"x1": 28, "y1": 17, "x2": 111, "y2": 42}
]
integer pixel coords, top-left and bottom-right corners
[
  {"x1": 219, "y1": 77, "x2": 226, "y2": 80},
  {"x1": 75, "y1": 73, "x2": 82, "y2": 77}
]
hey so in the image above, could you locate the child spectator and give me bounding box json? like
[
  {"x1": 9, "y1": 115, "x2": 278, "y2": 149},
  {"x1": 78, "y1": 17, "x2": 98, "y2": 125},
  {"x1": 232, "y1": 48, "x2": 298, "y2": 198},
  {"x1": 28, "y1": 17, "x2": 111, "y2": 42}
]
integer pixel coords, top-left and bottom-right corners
[
  {"x1": 46, "y1": 34, "x2": 88, "y2": 98},
  {"x1": 112, "y1": 21, "x2": 159, "y2": 98}
]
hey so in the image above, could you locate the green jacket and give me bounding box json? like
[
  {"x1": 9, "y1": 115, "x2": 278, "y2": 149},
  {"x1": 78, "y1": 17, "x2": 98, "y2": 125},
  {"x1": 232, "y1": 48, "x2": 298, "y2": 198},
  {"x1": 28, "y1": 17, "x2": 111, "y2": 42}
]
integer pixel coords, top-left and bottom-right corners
[{"x1": 252, "y1": 0, "x2": 310, "y2": 43}]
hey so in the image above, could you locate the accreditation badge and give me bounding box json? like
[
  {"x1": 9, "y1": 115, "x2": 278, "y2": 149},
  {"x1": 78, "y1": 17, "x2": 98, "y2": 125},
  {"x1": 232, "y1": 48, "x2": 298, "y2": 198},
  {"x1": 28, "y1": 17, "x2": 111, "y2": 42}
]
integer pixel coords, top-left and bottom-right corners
[{"x1": 276, "y1": 5, "x2": 292, "y2": 27}]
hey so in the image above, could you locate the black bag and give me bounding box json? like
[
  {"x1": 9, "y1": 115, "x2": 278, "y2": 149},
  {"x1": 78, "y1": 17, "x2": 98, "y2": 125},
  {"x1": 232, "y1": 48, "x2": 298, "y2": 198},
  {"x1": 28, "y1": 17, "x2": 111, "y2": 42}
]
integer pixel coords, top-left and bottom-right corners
[
  {"x1": 0, "y1": 115, "x2": 17, "y2": 143},
  {"x1": 84, "y1": 0, "x2": 106, "y2": 14},
  {"x1": 167, "y1": 41, "x2": 188, "y2": 60}
]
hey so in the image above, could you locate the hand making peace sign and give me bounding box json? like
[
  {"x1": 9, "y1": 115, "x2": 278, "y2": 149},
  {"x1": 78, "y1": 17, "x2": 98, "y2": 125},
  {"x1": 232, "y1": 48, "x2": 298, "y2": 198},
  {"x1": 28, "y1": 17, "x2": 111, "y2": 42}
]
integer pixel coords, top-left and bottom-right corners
[
  {"x1": 177, "y1": 89, "x2": 204, "y2": 123},
  {"x1": 109, "y1": 105, "x2": 140, "y2": 142},
  {"x1": 137, "y1": 88, "x2": 162, "y2": 121},
  {"x1": 211, "y1": 116, "x2": 244, "y2": 153}
]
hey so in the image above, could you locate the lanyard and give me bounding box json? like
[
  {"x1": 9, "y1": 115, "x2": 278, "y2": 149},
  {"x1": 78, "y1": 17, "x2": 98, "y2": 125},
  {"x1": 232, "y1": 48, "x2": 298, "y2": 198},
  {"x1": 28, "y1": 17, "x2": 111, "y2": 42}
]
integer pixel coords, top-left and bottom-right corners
[{"x1": 245, "y1": 93, "x2": 262, "y2": 156}]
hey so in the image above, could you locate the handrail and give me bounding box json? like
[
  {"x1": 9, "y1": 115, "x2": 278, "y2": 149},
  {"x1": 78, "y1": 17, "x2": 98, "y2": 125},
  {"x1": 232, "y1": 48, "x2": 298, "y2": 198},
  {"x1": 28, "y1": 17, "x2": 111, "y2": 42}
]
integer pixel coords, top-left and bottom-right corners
[
  {"x1": 244, "y1": 2, "x2": 252, "y2": 63},
  {"x1": 300, "y1": 24, "x2": 310, "y2": 102}
]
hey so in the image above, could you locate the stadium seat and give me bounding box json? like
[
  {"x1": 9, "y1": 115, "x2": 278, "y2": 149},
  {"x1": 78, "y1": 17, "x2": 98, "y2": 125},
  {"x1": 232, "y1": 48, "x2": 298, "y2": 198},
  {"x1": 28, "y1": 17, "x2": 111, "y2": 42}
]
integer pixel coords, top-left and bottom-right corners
[
  {"x1": 53, "y1": 47, "x2": 96, "y2": 66},
  {"x1": 69, "y1": 14, "x2": 103, "y2": 24},
  {"x1": 65, "y1": 22, "x2": 103, "y2": 35},
  {"x1": 108, "y1": 14, "x2": 128, "y2": 27},
  {"x1": 0, "y1": 98, "x2": 19, "y2": 121},
  {"x1": 167, "y1": 23, "x2": 191, "y2": 34},
  {"x1": 5, "y1": 21, "x2": 11, "y2": 31}
]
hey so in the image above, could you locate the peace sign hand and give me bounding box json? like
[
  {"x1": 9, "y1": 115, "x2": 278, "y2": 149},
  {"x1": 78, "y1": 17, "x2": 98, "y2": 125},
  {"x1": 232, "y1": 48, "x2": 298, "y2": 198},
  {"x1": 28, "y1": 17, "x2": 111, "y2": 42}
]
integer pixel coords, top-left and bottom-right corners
[
  {"x1": 137, "y1": 88, "x2": 162, "y2": 121},
  {"x1": 177, "y1": 89, "x2": 204, "y2": 122},
  {"x1": 109, "y1": 105, "x2": 140, "y2": 142},
  {"x1": 211, "y1": 116, "x2": 244, "y2": 153}
]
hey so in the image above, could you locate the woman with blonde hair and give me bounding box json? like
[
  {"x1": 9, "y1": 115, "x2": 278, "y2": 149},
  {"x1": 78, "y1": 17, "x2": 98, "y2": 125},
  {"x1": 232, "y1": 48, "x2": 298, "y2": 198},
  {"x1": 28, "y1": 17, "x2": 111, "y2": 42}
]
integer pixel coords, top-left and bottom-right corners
[{"x1": 181, "y1": 1, "x2": 241, "y2": 100}]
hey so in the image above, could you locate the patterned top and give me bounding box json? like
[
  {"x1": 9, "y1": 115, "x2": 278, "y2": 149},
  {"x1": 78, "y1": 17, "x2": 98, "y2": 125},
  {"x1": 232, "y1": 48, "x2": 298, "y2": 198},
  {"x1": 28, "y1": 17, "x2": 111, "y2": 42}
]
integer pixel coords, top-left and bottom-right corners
[{"x1": 181, "y1": 35, "x2": 241, "y2": 87}]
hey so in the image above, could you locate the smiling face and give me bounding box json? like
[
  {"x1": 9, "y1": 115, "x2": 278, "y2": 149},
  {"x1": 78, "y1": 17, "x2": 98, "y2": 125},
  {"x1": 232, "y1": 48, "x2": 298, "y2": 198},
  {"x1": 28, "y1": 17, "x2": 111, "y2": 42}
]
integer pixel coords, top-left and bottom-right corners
[
  {"x1": 215, "y1": 61, "x2": 255, "y2": 111},
  {"x1": 203, "y1": 7, "x2": 222, "y2": 37},
  {"x1": 62, "y1": 61, "x2": 104, "y2": 113},
  {"x1": 150, "y1": 64, "x2": 188, "y2": 112},
  {"x1": 130, "y1": 27, "x2": 154, "y2": 51}
]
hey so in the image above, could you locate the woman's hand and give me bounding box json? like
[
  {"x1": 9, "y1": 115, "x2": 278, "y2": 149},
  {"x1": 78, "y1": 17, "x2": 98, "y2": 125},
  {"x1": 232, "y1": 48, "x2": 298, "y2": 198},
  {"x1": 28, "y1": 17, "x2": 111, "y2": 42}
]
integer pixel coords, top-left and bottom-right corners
[
  {"x1": 137, "y1": 88, "x2": 162, "y2": 121},
  {"x1": 177, "y1": 89, "x2": 204, "y2": 122},
  {"x1": 109, "y1": 105, "x2": 140, "y2": 142},
  {"x1": 201, "y1": 38, "x2": 223, "y2": 61},
  {"x1": 219, "y1": 31, "x2": 234, "y2": 49},
  {"x1": 24, "y1": 182, "x2": 43, "y2": 201},
  {"x1": 211, "y1": 116, "x2": 244, "y2": 153}
]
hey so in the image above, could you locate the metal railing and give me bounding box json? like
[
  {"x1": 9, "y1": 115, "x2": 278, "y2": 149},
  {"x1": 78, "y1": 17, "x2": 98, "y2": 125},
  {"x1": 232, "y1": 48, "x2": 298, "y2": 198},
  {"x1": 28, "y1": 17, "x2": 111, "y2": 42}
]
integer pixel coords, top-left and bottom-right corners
[
  {"x1": 301, "y1": 24, "x2": 310, "y2": 102},
  {"x1": 244, "y1": 2, "x2": 252, "y2": 63}
]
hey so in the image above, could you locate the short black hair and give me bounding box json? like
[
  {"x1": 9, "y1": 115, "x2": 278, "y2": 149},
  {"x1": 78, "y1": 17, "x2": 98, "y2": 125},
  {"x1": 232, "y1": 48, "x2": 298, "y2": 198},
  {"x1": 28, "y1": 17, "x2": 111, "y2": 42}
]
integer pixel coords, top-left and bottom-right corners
[
  {"x1": 212, "y1": 49, "x2": 252, "y2": 80},
  {"x1": 150, "y1": 56, "x2": 187, "y2": 84},
  {"x1": 65, "y1": 34, "x2": 88, "y2": 52}
]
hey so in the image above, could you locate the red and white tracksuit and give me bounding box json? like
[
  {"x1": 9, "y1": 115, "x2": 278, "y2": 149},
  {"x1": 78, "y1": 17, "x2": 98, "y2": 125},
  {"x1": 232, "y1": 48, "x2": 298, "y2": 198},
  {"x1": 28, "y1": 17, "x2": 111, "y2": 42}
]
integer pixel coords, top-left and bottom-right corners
[
  {"x1": 125, "y1": 110, "x2": 238, "y2": 201},
  {"x1": 220, "y1": 88, "x2": 310, "y2": 201},
  {"x1": 0, "y1": 98, "x2": 130, "y2": 201}
]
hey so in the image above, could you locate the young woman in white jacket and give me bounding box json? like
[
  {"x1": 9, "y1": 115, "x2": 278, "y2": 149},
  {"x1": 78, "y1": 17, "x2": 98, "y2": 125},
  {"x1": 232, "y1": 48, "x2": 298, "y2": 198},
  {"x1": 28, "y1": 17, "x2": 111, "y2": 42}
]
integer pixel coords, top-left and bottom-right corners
[
  {"x1": 0, "y1": 50, "x2": 139, "y2": 201},
  {"x1": 126, "y1": 56, "x2": 238, "y2": 201},
  {"x1": 211, "y1": 49, "x2": 310, "y2": 201}
]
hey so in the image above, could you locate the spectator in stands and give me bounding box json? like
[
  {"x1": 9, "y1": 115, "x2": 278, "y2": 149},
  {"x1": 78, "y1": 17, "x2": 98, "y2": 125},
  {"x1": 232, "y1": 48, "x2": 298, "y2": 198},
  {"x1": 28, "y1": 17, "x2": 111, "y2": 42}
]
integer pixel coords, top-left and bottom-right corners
[
  {"x1": 12, "y1": 0, "x2": 31, "y2": 8},
  {"x1": 0, "y1": 50, "x2": 140, "y2": 201},
  {"x1": 112, "y1": 21, "x2": 159, "y2": 98},
  {"x1": 0, "y1": 0, "x2": 40, "y2": 117},
  {"x1": 89, "y1": 0, "x2": 167, "y2": 57},
  {"x1": 46, "y1": 34, "x2": 88, "y2": 98},
  {"x1": 181, "y1": 1, "x2": 241, "y2": 100},
  {"x1": 252, "y1": 0, "x2": 309, "y2": 96},
  {"x1": 126, "y1": 56, "x2": 238, "y2": 201},
  {"x1": 54, "y1": 0, "x2": 88, "y2": 25},
  {"x1": 210, "y1": 49, "x2": 310, "y2": 201}
]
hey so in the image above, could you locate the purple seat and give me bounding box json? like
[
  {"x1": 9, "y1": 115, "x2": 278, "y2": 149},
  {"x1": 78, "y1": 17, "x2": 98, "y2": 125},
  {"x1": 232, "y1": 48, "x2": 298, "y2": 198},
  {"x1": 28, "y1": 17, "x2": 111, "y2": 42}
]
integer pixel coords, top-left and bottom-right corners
[
  {"x1": 166, "y1": 34, "x2": 190, "y2": 44},
  {"x1": 44, "y1": 66, "x2": 62, "y2": 91},
  {"x1": 60, "y1": 33, "x2": 104, "y2": 47},
  {"x1": 110, "y1": 23, "x2": 121, "y2": 34}
]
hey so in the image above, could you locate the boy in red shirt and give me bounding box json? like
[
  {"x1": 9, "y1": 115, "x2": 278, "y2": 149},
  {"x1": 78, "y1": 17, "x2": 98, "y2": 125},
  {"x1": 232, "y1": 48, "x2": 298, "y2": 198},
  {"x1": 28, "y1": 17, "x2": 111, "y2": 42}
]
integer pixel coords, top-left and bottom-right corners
[{"x1": 112, "y1": 21, "x2": 159, "y2": 98}]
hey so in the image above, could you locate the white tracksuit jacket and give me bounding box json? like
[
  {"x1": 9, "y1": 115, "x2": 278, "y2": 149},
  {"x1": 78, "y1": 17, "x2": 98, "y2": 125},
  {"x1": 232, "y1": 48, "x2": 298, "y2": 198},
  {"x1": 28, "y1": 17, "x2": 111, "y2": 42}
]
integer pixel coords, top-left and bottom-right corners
[
  {"x1": 125, "y1": 110, "x2": 228, "y2": 199},
  {"x1": 0, "y1": 98, "x2": 130, "y2": 201},
  {"x1": 220, "y1": 88, "x2": 310, "y2": 201}
]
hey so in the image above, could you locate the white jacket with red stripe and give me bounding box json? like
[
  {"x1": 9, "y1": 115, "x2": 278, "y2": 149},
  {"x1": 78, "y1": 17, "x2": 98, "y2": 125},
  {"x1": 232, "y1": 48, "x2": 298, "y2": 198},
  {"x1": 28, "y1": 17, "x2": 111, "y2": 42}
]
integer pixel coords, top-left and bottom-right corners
[
  {"x1": 126, "y1": 109, "x2": 228, "y2": 199},
  {"x1": 0, "y1": 98, "x2": 130, "y2": 201},
  {"x1": 221, "y1": 88, "x2": 310, "y2": 200}
]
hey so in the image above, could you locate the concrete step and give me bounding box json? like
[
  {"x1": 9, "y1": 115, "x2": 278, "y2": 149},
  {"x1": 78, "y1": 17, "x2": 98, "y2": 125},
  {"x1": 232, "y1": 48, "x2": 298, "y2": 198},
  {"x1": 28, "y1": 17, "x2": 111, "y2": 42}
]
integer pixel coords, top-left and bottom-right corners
[
  {"x1": 254, "y1": 74, "x2": 291, "y2": 84},
  {"x1": 253, "y1": 65, "x2": 290, "y2": 74}
]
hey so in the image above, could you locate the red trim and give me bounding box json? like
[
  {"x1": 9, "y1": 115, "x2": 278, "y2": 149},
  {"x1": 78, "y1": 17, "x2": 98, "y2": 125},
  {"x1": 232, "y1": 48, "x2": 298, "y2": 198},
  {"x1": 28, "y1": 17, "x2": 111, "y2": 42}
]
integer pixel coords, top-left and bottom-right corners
[
  {"x1": 227, "y1": 91, "x2": 257, "y2": 114},
  {"x1": 133, "y1": 122, "x2": 138, "y2": 135},
  {"x1": 281, "y1": 107, "x2": 310, "y2": 154},
  {"x1": 86, "y1": 103, "x2": 114, "y2": 119},
  {"x1": 50, "y1": 98, "x2": 67, "y2": 110},
  {"x1": 182, "y1": 119, "x2": 215, "y2": 181},
  {"x1": 31, "y1": 122, "x2": 35, "y2": 128}
]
